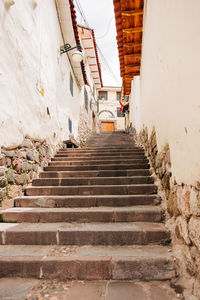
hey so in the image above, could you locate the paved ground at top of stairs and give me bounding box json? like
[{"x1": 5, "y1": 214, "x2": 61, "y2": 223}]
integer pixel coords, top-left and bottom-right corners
[{"x1": 0, "y1": 278, "x2": 183, "y2": 300}]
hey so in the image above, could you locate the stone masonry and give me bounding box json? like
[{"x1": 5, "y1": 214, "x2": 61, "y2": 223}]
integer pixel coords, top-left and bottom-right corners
[
  {"x1": 0, "y1": 138, "x2": 64, "y2": 209},
  {"x1": 134, "y1": 126, "x2": 200, "y2": 300}
]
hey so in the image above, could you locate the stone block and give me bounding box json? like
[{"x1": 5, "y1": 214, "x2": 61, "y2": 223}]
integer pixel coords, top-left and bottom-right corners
[
  {"x1": 18, "y1": 150, "x2": 26, "y2": 159},
  {"x1": 190, "y1": 187, "x2": 200, "y2": 216},
  {"x1": 21, "y1": 139, "x2": 33, "y2": 149},
  {"x1": 7, "y1": 169, "x2": 15, "y2": 184},
  {"x1": 14, "y1": 174, "x2": 26, "y2": 185},
  {"x1": 167, "y1": 191, "x2": 180, "y2": 217},
  {"x1": 0, "y1": 154, "x2": 5, "y2": 166},
  {"x1": 26, "y1": 150, "x2": 35, "y2": 161},
  {"x1": 0, "y1": 177, "x2": 6, "y2": 188},
  {"x1": 0, "y1": 188, "x2": 6, "y2": 199},
  {"x1": 34, "y1": 151, "x2": 40, "y2": 163},
  {"x1": 176, "y1": 216, "x2": 191, "y2": 245},
  {"x1": 177, "y1": 185, "x2": 191, "y2": 219},
  {"x1": 0, "y1": 167, "x2": 6, "y2": 177},
  {"x1": 5, "y1": 157, "x2": 11, "y2": 167},
  {"x1": 188, "y1": 216, "x2": 200, "y2": 251},
  {"x1": 2, "y1": 150, "x2": 15, "y2": 158},
  {"x1": 7, "y1": 185, "x2": 23, "y2": 199},
  {"x1": 12, "y1": 158, "x2": 21, "y2": 172}
]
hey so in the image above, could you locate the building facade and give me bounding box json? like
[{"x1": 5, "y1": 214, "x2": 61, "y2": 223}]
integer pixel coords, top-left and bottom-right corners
[{"x1": 98, "y1": 86, "x2": 125, "y2": 132}]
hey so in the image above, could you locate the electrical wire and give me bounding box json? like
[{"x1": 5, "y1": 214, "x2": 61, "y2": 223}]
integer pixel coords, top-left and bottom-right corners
[{"x1": 96, "y1": 16, "x2": 114, "y2": 39}]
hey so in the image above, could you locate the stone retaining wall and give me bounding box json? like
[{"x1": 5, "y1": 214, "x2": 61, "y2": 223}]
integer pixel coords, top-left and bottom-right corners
[
  {"x1": 0, "y1": 138, "x2": 64, "y2": 209},
  {"x1": 133, "y1": 126, "x2": 200, "y2": 300}
]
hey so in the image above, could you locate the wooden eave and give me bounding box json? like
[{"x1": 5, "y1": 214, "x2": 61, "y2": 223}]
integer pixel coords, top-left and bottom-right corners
[{"x1": 113, "y1": 0, "x2": 144, "y2": 95}]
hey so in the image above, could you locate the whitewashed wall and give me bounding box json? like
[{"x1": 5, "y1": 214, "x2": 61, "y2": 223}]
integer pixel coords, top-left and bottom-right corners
[
  {"x1": 0, "y1": 0, "x2": 81, "y2": 149},
  {"x1": 138, "y1": 0, "x2": 200, "y2": 185},
  {"x1": 129, "y1": 76, "x2": 141, "y2": 133}
]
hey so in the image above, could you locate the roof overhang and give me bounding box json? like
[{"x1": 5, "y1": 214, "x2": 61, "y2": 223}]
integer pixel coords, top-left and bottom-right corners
[
  {"x1": 78, "y1": 25, "x2": 103, "y2": 89},
  {"x1": 113, "y1": 0, "x2": 144, "y2": 95},
  {"x1": 56, "y1": 0, "x2": 88, "y2": 86}
]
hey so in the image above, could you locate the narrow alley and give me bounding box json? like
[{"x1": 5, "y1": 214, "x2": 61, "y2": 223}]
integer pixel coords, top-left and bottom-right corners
[{"x1": 0, "y1": 0, "x2": 200, "y2": 300}]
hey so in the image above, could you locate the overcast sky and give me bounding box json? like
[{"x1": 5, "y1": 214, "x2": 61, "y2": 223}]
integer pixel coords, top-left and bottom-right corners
[{"x1": 75, "y1": 0, "x2": 121, "y2": 87}]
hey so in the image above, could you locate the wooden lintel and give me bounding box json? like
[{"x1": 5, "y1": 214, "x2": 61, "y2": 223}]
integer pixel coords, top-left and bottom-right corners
[
  {"x1": 123, "y1": 27, "x2": 143, "y2": 33},
  {"x1": 89, "y1": 64, "x2": 96, "y2": 66},
  {"x1": 122, "y1": 9, "x2": 143, "y2": 16},
  {"x1": 85, "y1": 47, "x2": 93, "y2": 50},
  {"x1": 91, "y1": 71, "x2": 98, "y2": 73},
  {"x1": 88, "y1": 57, "x2": 96, "y2": 59}
]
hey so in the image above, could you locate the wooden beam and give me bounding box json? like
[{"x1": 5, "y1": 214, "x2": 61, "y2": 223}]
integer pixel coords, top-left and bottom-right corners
[
  {"x1": 91, "y1": 71, "x2": 98, "y2": 73},
  {"x1": 124, "y1": 42, "x2": 142, "y2": 47},
  {"x1": 89, "y1": 64, "x2": 96, "y2": 66},
  {"x1": 124, "y1": 53, "x2": 141, "y2": 58},
  {"x1": 123, "y1": 27, "x2": 143, "y2": 33},
  {"x1": 122, "y1": 9, "x2": 143, "y2": 16},
  {"x1": 85, "y1": 47, "x2": 93, "y2": 50},
  {"x1": 125, "y1": 62, "x2": 140, "y2": 67},
  {"x1": 125, "y1": 65, "x2": 140, "y2": 70},
  {"x1": 82, "y1": 38, "x2": 92, "y2": 40}
]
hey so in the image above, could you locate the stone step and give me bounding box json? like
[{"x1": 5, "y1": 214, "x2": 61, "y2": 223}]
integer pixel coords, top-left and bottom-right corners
[
  {"x1": 0, "y1": 245, "x2": 176, "y2": 281},
  {"x1": 0, "y1": 222, "x2": 170, "y2": 245},
  {"x1": 44, "y1": 163, "x2": 150, "y2": 171},
  {"x1": 14, "y1": 195, "x2": 161, "y2": 208},
  {"x1": 25, "y1": 184, "x2": 157, "y2": 196},
  {"x1": 39, "y1": 169, "x2": 151, "y2": 178},
  {"x1": 48, "y1": 159, "x2": 149, "y2": 166},
  {"x1": 58, "y1": 149, "x2": 144, "y2": 154},
  {"x1": 53, "y1": 154, "x2": 146, "y2": 160},
  {"x1": 32, "y1": 176, "x2": 154, "y2": 187},
  {"x1": 2, "y1": 206, "x2": 162, "y2": 223}
]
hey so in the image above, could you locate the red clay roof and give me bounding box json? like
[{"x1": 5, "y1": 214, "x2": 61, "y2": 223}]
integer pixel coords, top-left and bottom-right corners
[
  {"x1": 78, "y1": 25, "x2": 103, "y2": 88},
  {"x1": 113, "y1": 0, "x2": 144, "y2": 95}
]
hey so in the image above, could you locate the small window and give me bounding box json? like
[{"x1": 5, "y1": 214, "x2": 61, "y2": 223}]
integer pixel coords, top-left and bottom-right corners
[
  {"x1": 70, "y1": 73, "x2": 73, "y2": 96},
  {"x1": 84, "y1": 87, "x2": 88, "y2": 111},
  {"x1": 117, "y1": 107, "x2": 124, "y2": 118},
  {"x1": 99, "y1": 91, "x2": 108, "y2": 100},
  {"x1": 117, "y1": 92, "x2": 121, "y2": 101},
  {"x1": 68, "y1": 118, "x2": 72, "y2": 133}
]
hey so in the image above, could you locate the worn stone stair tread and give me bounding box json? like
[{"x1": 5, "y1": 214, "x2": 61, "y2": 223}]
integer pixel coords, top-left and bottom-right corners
[
  {"x1": 14, "y1": 194, "x2": 161, "y2": 208},
  {"x1": 32, "y1": 176, "x2": 154, "y2": 186},
  {"x1": 44, "y1": 164, "x2": 150, "y2": 171},
  {"x1": 0, "y1": 245, "x2": 175, "y2": 280},
  {"x1": 25, "y1": 184, "x2": 157, "y2": 196},
  {"x1": 2, "y1": 206, "x2": 162, "y2": 223},
  {"x1": 48, "y1": 159, "x2": 149, "y2": 166},
  {"x1": 53, "y1": 155, "x2": 146, "y2": 161},
  {"x1": 39, "y1": 169, "x2": 151, "y2": 178},
  {"x1": 0, "y1": 222, "x2": 170, "y2": 246}
]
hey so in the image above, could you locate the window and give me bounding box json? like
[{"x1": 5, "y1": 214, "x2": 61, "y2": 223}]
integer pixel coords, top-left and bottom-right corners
[
  {"x1": 84, "y1": 87, "x2": 88, "y2": 111},
  {"x1": 70, "y1": 73, "x2": 73, "y2": 96},
  {"x1": 99, "y1": 91, "x2": 108, "y2": 100},
  {"x1": 117, "y1": 92, "x2": 121, "y2": 101},
  {"x1": 68, "y1": 118, "x2": 72, "y2": 133},
  {"x1": 117, "y1": 107, "x2": 124, "y2": 118}
]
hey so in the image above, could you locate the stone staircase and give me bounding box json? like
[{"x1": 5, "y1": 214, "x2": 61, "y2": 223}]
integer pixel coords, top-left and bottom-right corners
[{"x1": 0, "y1": 132, "x2": 177, "y2": 282}]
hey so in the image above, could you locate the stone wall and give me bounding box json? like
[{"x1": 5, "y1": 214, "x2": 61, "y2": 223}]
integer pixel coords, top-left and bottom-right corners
[
  {"x1": 134, "y1": 126, "x2": 200, "y2": 300},
  {"x1": 0, "y1": 138, "x2": 64, "y2": 209}
]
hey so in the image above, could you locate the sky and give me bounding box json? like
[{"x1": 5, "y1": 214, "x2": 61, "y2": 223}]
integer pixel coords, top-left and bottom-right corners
[{"x1": 74, "y1": 0, "x2": 121, "y2": 87}]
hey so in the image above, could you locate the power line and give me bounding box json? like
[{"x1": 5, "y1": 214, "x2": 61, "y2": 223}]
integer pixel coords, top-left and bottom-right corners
[{"x1": 96, "y1": 16, "x2": 114, "y2": 39}]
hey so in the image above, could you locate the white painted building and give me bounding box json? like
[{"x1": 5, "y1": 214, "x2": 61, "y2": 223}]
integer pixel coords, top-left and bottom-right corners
[
  {"x1": 98, "y1": 86, "x2": 125, "y2": 132},
  {"x1": 0, "y1": 0, "x2": 102, "y2": 149}
]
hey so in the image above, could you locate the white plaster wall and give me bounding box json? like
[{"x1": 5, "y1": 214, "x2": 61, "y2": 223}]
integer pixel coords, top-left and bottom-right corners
[
  {"x1": 129, "y1": 76, "x2": 141, "y2": 133},
  {"x1": 0, "y1": 0, "x2": 81, "y2": 149},
  {"x1": 139, "y1": 0, "x2": 200, "y2": 185}
]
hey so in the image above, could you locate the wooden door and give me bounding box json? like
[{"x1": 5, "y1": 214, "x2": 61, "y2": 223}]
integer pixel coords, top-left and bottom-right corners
[{"x1": 101, "y1": 122, "x2": 115, "y2": 132}]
